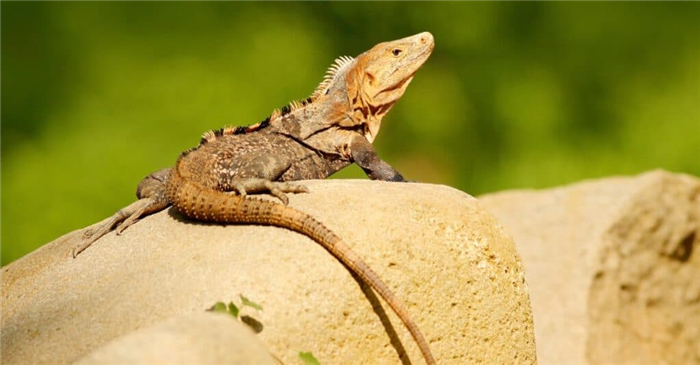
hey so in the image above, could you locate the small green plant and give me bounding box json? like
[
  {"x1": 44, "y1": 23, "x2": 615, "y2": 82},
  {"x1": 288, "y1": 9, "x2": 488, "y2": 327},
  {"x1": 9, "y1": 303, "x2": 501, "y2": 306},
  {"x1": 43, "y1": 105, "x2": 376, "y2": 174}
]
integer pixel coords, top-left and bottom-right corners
[
  {"x1": 207, "y1": 294, "x2": 264, "y2": 333},
  {"x1": 208, "y1": 295, "x2": 319, "y2": 363},
  {"x1": 298, "y1": 351, "x2": 321, "y2": 365},
  {"x1": 240, "y1": 294, "x2": 263, "y2": 311},
  {"x1": 207, "y1": 294, "x2": 264, "y2": 318},
  {"x1": 207, "y1": 301, "x2": 240, "y2": 318}
]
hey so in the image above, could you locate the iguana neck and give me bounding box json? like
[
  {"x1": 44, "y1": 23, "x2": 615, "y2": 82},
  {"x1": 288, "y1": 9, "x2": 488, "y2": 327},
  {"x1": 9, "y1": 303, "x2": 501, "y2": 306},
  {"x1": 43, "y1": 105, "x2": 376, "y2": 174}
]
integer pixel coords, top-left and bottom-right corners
[{"x1": 269, "y1": 63, "x2": 383, "y2": 143}]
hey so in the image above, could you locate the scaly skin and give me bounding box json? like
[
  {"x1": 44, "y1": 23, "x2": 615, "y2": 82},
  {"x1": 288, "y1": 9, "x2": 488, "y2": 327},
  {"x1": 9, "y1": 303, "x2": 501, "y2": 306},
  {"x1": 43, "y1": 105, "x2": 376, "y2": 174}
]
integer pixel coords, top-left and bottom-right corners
[{"x1": 75, "y1": 32, "x2": 435, "y2": 364}]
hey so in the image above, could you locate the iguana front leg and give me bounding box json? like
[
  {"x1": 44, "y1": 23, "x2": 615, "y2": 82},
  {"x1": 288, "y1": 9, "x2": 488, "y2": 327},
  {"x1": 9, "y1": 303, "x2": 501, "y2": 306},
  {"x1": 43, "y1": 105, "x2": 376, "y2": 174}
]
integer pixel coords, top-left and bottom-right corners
[
  {"x1": 73, "y1": 168, "x2": 171, "y2": 257},
  {"x1": 349, "y1": 135, "x2": 405, "y2": 182}
]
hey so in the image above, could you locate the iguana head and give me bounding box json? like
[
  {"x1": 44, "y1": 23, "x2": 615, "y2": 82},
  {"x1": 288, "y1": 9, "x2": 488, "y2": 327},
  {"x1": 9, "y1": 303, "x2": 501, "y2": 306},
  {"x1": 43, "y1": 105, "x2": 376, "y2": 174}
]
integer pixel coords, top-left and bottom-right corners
[
  {"x1": 345, "y1": 32, "x2": 434, "y2": 141},
  {"x1": 268, "y1": 33, "x2": 434, "y2": 144},
  {"x1": 353, "y1": 32, "x2": 434, "y2": 107}
]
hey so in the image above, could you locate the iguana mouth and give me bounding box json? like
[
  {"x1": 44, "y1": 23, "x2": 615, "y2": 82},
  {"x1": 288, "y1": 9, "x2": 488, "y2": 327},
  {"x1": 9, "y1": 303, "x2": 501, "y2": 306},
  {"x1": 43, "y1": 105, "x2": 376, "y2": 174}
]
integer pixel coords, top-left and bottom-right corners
[
  {"x1": 375, "y1": 74, "x2": 414, "y2": 98},
  {"x1": 394, "y1": 75, "x2": 415, "y2": 90}
]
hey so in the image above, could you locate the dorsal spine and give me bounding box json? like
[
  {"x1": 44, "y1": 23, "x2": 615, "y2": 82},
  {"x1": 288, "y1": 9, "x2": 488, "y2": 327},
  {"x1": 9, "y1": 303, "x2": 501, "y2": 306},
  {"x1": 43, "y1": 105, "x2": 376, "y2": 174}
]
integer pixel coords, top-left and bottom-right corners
[{"x1": 198, "y1": 55, "x2": 354, "y2": 146}]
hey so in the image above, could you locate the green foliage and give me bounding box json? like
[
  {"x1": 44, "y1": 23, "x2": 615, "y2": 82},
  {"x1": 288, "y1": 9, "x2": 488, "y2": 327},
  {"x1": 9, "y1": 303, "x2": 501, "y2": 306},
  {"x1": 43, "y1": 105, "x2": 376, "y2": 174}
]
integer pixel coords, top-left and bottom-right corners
[
  {"x1": 227, "y1": 302, "x2": 240, "y2": 318},
  {"x1": 207, "y1": 301, "x2": 239, "y2": 318},
  {"x1": 207, "y1": 301, "x2": 228, "y2": 313},
  {"x1": 240, "y1": 294, "x2": 263, "y2": 311},
  {"x1": 207, "y1": 294, "x2": 260, "y2": 320},
  {"x1": 299, "y1": 351, "x2": 321, "y2": 365},
  {"x1": 2, "y1": 2, "x2": 699, "y2": 265},
  {"x1": 207, "y1": 295, "x2": 263, "y2": 334}
]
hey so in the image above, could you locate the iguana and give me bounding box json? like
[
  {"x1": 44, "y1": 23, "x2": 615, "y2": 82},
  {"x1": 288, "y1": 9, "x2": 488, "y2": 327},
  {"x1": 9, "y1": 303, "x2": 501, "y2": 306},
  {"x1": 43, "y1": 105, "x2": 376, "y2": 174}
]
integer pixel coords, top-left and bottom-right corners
[{"x1": 74, "y1": 32, "x2": 436, "y2": 364}]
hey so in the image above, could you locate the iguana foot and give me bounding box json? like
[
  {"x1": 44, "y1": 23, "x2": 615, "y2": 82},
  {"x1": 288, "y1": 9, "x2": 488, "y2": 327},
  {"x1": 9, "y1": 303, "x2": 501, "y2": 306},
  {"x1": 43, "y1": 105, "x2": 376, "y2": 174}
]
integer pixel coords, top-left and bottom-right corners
[
  {"x1": 231, "y1": 178, "x2": 308, "y2": 205},
  {"x1": 115, "y1": 196, "x2": 169, "y2": 234},
  {"x1": 73, "y1": 196, "x2": 169, "y2": 257}
]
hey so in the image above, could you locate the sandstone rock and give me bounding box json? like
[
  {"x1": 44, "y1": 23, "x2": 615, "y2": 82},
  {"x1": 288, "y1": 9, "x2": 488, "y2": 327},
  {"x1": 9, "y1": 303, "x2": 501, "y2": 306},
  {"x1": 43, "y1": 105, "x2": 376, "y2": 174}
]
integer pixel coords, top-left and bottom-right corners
[
  {"x1": 480, "y1": 170, "x2": 700, "y2": 365},
  {"x1": 75, "y1": 312, "x2": 276, "y2": 364},
  {"x1": 1, "y1": 180, "x2": 536, "y2": 364}
]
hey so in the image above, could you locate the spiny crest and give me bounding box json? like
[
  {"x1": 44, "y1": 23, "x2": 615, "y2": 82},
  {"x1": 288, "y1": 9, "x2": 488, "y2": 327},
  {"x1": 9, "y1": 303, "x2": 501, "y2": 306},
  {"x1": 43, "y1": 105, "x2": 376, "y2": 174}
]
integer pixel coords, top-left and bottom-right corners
[
  {"x1": 244, "y1": 116, "x2": 271, "y2": 133},
  {"x1": 266, "y1": 95, "x2": 311, "y2": 122},
  {"x1": 199, "y1": 125, "x2": 247, "y2": 145},
  {"x1": 197, "y1": 55, "x2": 355, "y2": 146},
  {"x1": 200, "y1": 130, "x2": 217, "y2": 144},
  {"x1": 179, "y1": 146, "x2": 199, "y2": 158},
  {"x1": 270, "y1": 108, "x2": 281, "y2": 120},
  {"x1": 289, "y1": 100, "x2": 303, "y2": 110},
  {"x1": 311, "y1": 55, "x2": 355, "y2": 100}
]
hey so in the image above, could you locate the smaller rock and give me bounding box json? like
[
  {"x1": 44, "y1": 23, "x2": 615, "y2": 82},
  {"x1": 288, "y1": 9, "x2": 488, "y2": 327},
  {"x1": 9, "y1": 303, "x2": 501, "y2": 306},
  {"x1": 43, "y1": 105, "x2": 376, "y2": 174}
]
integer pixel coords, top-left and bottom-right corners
[
  {"x1": 480, "y1": 170, "x2": 700, "y2": 365},
  {"x1": 75, "y1": 312, "x2": 276, "y2": 365}
]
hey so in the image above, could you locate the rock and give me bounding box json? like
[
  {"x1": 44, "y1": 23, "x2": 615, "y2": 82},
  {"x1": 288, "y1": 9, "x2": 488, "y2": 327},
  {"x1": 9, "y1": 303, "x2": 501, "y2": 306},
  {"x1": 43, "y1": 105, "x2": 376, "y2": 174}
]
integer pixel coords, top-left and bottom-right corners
[
  {"x1": 480, "y1": 170, "x2": 700, "y2": 365},
  {"x1": 0, "y1": 180, "x2": 536, "y2": 364},
  {"x1": 75, "y1": 312, "x2": 276, "y2": 365}
]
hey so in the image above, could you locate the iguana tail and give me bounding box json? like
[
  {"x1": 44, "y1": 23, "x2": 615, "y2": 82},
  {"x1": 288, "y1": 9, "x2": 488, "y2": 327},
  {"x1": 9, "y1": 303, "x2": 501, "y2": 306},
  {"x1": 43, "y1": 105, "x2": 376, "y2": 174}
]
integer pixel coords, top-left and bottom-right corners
[{"x1": 166, "y1": 165, "x2": 436, "y2": 365}]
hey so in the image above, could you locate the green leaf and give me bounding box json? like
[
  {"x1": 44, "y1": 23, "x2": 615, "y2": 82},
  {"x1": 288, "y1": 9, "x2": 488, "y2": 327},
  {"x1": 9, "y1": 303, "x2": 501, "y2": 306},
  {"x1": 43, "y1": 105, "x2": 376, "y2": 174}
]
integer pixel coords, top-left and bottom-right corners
[
  {"x1": 240, "y1": 294, "x2": 263, "y2": 311},
  {"x1": 227, "y1": 302, "x2": 240, "y2": 318},
  {"x1": 207, "y1": 302, "x2": 227, "y2": 313},
  {"x1": 298, "y1": 351, "x2": 320, "y2": 365}
]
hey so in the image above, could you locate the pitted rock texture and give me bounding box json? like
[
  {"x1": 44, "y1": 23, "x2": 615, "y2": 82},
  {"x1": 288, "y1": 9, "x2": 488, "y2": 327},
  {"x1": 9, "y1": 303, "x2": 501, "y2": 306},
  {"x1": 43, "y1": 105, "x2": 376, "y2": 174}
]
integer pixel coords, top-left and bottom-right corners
[
  {"x1": 480, "y1": 170, "x2": 700, "y2": 365},
  {"x1": 1, "y1": 180, "x2": 536, "y2": 364}
]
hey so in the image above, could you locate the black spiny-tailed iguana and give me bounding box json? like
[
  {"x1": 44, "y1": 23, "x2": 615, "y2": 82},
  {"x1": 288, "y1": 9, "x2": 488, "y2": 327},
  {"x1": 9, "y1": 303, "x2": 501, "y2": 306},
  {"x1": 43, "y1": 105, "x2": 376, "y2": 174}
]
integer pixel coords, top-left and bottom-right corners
[{"x1": 75, "y1": 32, "x2": 436, "y2": 364}]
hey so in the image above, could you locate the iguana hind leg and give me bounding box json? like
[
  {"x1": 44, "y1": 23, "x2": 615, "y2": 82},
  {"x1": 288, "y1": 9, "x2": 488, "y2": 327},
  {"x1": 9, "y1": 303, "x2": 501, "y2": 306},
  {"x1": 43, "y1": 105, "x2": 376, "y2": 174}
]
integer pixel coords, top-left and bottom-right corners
[
  {"x1": 73, "y1": 168, "x2": 171, "y2": 257},
  {"x1": 219, "y1": 153, "x2": 307, "y2": 204},
  {"x1": 114, "y1": 195, "x2": 169, "y2": 234},
  {"x1": 73, "y1": 196, "x2": 168, "y2": 257}
]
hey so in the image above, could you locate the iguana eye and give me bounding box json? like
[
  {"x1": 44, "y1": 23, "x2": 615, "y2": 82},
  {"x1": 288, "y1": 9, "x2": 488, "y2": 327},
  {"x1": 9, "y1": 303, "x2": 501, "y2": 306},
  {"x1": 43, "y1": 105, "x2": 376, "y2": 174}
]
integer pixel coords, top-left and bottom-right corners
[{"x1": 392, "y1": 48, "x2": 402, "y2": 56}]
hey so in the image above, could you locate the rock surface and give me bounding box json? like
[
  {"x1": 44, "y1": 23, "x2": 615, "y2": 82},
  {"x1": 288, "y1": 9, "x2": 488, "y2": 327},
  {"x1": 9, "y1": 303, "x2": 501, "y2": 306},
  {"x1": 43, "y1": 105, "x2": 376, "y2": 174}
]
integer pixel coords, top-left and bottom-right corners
[
  {"x1": 75, "y1": 312, "x2": 276, "y2": 365},
  {"x1": 480, "y1": 170, "x2": 700, "y2": 365},
  {"x1": 1, "y1": 180, "x2": 536, "y2": 364}
]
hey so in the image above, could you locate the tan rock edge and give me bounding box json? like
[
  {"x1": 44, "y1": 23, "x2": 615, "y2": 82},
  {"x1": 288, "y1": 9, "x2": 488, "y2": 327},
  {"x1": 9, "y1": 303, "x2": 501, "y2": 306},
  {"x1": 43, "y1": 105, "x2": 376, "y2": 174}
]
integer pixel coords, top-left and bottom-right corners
[
  {"x1": 75, "y1": 312, "x2": 276, "y2": 365},
  {"x1": 480, "y1": 170, "x2": 700, "y2": 365},
  {"x1": 1, "y1": 180, "x2": 536, "y2": 364}
]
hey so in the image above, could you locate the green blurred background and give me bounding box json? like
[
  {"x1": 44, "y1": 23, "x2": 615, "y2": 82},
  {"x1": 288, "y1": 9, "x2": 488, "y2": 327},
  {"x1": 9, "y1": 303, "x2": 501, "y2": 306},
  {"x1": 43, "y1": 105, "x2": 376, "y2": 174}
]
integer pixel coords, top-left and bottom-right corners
[{"x1": 2, "y1": 2, "x2": 699, "y2": 265}]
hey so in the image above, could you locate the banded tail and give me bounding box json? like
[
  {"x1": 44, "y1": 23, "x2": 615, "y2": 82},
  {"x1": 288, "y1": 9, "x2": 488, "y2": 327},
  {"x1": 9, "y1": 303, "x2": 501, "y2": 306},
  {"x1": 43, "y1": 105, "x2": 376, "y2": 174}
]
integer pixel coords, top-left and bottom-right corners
[{"x1": 166, "y1": 166, "x2": 435, "y2": 365}]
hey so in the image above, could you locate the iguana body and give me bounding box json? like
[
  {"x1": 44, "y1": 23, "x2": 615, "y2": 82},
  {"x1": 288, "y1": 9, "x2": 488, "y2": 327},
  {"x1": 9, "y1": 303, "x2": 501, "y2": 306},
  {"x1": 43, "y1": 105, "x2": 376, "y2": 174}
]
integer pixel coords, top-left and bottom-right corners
[{"x1": 75, "y1": 32, "x2": 435, "y2": 364}]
